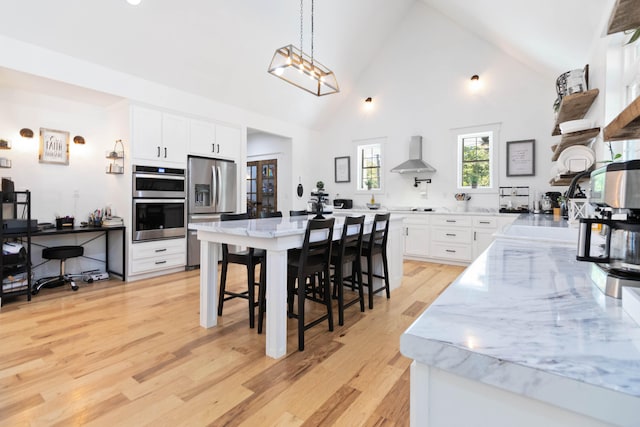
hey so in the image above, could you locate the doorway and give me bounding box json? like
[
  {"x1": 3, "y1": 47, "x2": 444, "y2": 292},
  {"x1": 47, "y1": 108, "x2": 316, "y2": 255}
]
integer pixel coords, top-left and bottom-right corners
[{"x1": 247, "y1": 159, "x2": 277, "y2": 218}]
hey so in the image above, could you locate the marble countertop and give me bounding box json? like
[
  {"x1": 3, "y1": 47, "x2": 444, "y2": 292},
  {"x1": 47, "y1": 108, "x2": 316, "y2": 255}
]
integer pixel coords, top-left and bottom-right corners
[
  {"x1": 334, "y1": 207, "x2": 519, "y2": 216},
  {"x1": 189, "y1": 213, "x2": 403, "y2": 239},
  {"x1": 401, "y1": 225, "x2": 640, "y2": 425}
]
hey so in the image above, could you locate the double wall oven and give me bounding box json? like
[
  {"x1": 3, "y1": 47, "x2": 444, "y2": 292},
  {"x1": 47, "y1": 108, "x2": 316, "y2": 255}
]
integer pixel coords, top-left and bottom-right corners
[{"x1": 132, "y1": 165, "x2": 186, "y2": 242}]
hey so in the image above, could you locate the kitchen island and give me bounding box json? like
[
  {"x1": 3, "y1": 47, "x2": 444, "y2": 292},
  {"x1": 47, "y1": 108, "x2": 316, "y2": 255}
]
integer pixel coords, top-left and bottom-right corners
[
  {"x1": 400, "y1": 217, "x2": 640, "y2": 426},
  {"x1": 191, "y1": 214, "x2": 405, "y2": 359}
]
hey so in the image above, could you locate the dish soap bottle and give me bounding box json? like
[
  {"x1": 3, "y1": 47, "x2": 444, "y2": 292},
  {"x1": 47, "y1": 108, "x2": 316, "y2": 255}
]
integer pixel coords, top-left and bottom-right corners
[{"x1": 370, "y1": 194, "x2": 376, "y2": 205}]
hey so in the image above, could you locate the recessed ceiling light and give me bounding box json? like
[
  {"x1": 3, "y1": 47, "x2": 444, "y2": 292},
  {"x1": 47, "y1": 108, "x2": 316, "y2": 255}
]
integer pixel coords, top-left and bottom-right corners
[{"x1": 127, "y1": 0, "x2": 142, "y2": 5}]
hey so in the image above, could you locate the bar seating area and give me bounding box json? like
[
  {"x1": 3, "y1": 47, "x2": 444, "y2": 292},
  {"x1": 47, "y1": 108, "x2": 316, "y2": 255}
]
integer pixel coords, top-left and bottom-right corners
[{"x1": 217, "y1": 211, "x2": 391, "y2": 351}]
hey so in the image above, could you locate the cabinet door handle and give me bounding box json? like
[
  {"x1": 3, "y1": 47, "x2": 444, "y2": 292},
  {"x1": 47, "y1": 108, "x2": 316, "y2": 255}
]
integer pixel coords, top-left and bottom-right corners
[
  {"x1": 474, "y1": 231, "x2": 477, "y2": 241},
  {"x1": 446, "y1": 233, "x2": 456, "y2": 237},
  {"x1": 446, "y1": 220, "x2": 456, "y2": 223},
  {"x1": 157, "y1": 146, "x2": 161, "y2": 157},
  {"x1": 446, "y1": 249, "x2": 456, "y2": 253},
  {"x1": 164, "y1": 147, "x2": 168, "y2": 158},
  {"x1": 479, "y1": 221, "x2": 490, "y2": 224},
  {"x1": 155, "y1": 248, "x2": 167, "y2": 253},
  {"x1": 212, "y1": 143, "x2": 215, "y2": 153},
  {"x1": 155, "y1": 260, "x2": 167, "y2": 265},
  {"x1": 217, "y1": 144, "x2": 220, "y2": 153}
]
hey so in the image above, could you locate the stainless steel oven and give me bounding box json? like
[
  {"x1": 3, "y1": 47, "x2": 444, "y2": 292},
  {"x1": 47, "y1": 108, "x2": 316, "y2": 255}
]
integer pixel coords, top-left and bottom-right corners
[
  {"x1": 132, "y1": 165, "x2": 187, "y2": 242},
  {"x1": 133, "y1": 165, "x2": 186, "y2": 198}
]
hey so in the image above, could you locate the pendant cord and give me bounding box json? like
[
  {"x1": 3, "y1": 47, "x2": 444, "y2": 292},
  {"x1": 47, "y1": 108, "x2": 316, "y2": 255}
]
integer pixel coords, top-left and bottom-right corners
[
  {"x1": 299, "y1": 0, "x2": 303, "y2": 56},
  {"x1": 311, "y1": 0, "x2": 314, "y2": 64}
]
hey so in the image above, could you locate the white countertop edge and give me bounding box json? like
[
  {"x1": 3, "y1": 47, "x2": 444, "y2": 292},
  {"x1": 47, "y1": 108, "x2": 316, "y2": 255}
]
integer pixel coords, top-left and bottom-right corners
[{"x1": 400, "y1": 333, "x2": 639, "y2": 426}]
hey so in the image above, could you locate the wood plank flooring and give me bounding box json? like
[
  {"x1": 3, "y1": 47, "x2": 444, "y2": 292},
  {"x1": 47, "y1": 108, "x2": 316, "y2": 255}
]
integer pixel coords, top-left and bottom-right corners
[{"x1": 0, "y1": 260, "x2": 464, "y2": 426}]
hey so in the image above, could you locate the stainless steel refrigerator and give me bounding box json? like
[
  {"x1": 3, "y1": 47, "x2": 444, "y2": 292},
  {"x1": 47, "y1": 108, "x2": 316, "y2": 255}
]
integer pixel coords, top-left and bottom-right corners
[{"x1": 187, "y1": 155, "x2": 237, "y2": 268}]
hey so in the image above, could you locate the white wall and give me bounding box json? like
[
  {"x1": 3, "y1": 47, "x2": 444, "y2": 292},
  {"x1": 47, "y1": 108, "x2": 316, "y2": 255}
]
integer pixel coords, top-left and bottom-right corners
[{"x1": 312, "y1": 2, "x2": 561, "y2": 212}]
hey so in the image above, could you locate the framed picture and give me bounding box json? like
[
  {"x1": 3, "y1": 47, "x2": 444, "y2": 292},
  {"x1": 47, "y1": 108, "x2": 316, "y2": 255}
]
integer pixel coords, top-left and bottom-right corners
[
  {"x1": 39, "y1": 128, "x2": 70, "y2": 165},
  {"x1": 334, "y1": 156, "x2": 351, "y2": 183},
  {"x1": 506, "y1": 139, "x2": 535, "y2": 177}
]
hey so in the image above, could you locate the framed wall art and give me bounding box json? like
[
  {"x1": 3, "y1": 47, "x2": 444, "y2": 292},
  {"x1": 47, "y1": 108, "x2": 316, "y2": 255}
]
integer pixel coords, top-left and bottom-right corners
[
  {"x1": 334, "y1": 156, "x2": 350, "y2": 183},
  {"x1": 39, "y1": 128, "x2": 70, "y2": 165},
  {"x1": 506, "y1": 139, "x2": 535, "y2": 177}
]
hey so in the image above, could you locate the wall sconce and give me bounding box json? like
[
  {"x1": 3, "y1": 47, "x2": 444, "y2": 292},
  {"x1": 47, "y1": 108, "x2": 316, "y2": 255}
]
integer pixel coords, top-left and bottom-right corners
[
  {"x1": 19, "y1": 128, "x2": 34, "y2": 138},
  {"x1": 364, "y1": 97, "x2": 374, "y2": 111},
  {"x1": 73, "y1": 135, "x2": 85, "y2": 144},
  {"x1": 469, "y1": 74, "x2": 481, "y2": 92}
]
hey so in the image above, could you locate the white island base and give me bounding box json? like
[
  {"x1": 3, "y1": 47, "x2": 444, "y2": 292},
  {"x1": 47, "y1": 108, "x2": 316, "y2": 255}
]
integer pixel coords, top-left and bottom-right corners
[{"x1": 410, "y1": 362, "x2": 621, "y2": 427}]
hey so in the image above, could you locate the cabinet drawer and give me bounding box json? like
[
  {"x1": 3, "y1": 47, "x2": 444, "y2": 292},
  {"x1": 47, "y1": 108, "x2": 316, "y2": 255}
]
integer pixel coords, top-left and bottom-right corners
[
  {"x1": 431, "y1": 216, "x2": 472, "y2": 227},
  {"x1": 473, "y1": 217, "x2": 497, "y2": 228},
  {"x1": 404, "y1": 215, "x2": 430, "y2": 225},
  {"x1": 129, "y1": 253, "x2": 186, "y2": 274},
  {"x1": 430, "y1": 243, "x2": 472, "y2": 261},
  {"x1": 132, "y1": 238, "x2": 186, "y2": 260},
  {"x1": 431, "y1": 227, "x2": 472, "y2": 244}
]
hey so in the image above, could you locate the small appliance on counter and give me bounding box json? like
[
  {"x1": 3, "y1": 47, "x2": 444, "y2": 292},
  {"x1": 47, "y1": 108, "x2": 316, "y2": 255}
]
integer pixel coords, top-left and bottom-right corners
[
  {"x1": 333, "y1": 198, "x2": 353, "y2": 209},
  {"x1": 576, "y1": 160, "x2": 640, "y2": 298}
]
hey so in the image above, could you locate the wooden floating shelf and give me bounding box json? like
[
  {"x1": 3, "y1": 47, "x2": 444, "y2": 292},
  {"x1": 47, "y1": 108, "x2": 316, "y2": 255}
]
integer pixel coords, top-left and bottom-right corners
[
  {"x1": 607, "y1": 0, "x2": 640, "y2": 34},
  {"x1": 552, "y1": 89, "x2": 599, "y2": 136},
  {"x1": 604, "y1": 95, "x2": 640, "y2": 141},
  {"x1": 551, "y1": 128, "x2": 600, "y2": 161},
  {"x1": 549, "y1": 169, "x2": 594, "y2": 187}
]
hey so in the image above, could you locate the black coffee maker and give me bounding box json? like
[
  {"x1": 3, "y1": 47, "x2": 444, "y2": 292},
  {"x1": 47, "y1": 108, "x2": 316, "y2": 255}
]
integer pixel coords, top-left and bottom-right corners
[{"x1": 576, "y1": 160, "x2": 640, "y2": 298}]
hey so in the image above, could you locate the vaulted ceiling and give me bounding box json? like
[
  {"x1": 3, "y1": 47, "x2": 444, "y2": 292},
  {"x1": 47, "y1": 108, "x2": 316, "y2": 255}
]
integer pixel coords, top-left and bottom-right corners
[{"x1": 0, "y1": 0, "x2": 611, "y2": 129}]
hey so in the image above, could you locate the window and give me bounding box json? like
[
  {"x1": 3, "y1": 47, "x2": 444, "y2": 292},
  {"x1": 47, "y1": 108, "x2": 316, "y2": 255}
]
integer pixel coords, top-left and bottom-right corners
[
  {"x1": 455, "y1": 124, "x2": 499, "y2": 190},
  {"x1": 356, "y1": 140, "x2": 383, "y2": 191}
]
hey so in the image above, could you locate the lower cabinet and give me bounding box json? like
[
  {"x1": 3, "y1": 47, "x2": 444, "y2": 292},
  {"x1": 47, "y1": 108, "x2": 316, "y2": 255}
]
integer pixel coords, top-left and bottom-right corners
[
  {"x1": 129, "y1": 238, "x2": 186, "y2": 276},
  {"x1": 403, "y1": 214, "x2": 516, "y2": 265},
  {"x1": 404, "y1": 216, "x2": 430, "y2": 257}
]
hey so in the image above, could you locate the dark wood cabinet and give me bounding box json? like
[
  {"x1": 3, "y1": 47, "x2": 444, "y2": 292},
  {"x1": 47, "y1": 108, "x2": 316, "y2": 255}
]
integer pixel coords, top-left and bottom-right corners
[{"x1": 247, "y1": 159, "x2": 277, "y2": 218}]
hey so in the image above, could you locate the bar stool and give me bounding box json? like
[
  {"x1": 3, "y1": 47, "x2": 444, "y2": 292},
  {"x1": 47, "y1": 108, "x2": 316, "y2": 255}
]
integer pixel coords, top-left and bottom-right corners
[
  {"x1": 218, "y1": 212, "x2": 265, "y2": 330},
  {"x1": 33, "y1": 245, "x2": 84, "y2": 294},
  {"x1": 330, "y1": 215, "x2": 365, "y2": 326},
  {"x1": 287, "y1": 218, "x2": 335, "y2": 351},
  {"x1": 361, "y1": 213, "x2": 391, "y2": 309}
]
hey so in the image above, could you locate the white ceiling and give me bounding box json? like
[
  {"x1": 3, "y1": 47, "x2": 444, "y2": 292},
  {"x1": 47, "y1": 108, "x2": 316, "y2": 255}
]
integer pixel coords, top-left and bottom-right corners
[{"x1": 0, "y1": 0, "x2": 612, "y2": 129}]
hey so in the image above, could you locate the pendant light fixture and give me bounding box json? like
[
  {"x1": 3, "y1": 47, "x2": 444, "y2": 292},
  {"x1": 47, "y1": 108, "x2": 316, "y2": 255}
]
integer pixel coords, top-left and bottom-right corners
[{"x1": 268, "y1": 0, "x2": 339, "y2": 96}]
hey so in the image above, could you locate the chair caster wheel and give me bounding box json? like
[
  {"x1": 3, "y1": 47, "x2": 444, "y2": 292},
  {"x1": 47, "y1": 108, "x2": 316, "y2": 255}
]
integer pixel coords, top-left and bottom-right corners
[{"x1": 71, "y1": 283, "x2": 79, "y2": 291}]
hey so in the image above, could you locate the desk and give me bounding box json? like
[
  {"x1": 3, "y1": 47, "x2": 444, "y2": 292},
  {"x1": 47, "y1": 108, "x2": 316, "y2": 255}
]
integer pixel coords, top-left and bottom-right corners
[
  {"x1": 9, "y1": 225, "x2": 126, "y2": 281},
  {"x1": 190, "y1": 214, "x2": 404, "y2": 358}
]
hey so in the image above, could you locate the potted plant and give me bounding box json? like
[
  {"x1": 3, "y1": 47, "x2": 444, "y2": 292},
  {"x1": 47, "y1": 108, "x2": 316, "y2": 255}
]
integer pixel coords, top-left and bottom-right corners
[{"x1": 316, "y1": 180, "x2": 325, "y2": 192}]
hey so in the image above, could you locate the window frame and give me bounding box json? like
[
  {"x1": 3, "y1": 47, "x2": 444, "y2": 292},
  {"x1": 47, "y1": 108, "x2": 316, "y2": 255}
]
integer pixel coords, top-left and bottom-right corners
[
  {"x1": 355, "y1": 138, "x2": 385, "y2": 193},
  {"x1": 454, "y1": 123, "x2": 500, "y2": 192}
]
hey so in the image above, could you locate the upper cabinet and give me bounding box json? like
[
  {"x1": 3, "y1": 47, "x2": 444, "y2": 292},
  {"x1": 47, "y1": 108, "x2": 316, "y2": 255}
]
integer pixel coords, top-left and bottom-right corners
[
  {"x1": 188, "y1": 119, "x2": 240, "y2": 160},
  {"x1": 131, "y1": 106, "x2": 187, "y2": 166}
]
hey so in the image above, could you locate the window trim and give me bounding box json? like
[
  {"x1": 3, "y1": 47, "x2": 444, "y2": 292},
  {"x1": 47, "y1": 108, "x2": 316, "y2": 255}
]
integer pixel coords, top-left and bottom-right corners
[
  {"x1": 453, "y1": 123, "x2": 500, "y2": 193},
  {"x1": 354, "y1": 137, "x2": 385, "y2": 193}
]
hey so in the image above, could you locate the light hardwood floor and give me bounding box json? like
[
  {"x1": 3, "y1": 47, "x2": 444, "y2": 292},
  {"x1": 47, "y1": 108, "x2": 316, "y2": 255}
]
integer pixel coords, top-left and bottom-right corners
[{"x1": 0, "y1": 260, "x2": 464, "y2": 427}]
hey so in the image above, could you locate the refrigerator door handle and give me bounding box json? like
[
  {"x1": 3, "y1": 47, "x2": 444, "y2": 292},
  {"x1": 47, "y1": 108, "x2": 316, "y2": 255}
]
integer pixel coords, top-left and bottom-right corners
[
  {"x1": 211, "y1": 165, "x2": 219, "y2": 211},
  {"x1": 215, "y1": 165, "x2": 221, "y2": 208}
]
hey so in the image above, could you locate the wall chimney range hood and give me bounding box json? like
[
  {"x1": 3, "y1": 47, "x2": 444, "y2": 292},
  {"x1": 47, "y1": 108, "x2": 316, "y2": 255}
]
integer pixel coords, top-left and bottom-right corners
[{"x1": 390, "y1": 136, "x2": 436, "y2": 173}]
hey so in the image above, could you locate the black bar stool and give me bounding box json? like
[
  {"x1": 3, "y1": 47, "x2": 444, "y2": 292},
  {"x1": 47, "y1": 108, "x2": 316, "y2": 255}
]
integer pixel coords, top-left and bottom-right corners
[
  {"x1": 361, "y1": 213, "x2": 391, "y2": 309},
  {"x1": 330, "y1": 215, "x2": 365, "y2": 326},
  {"x1": 218, "y1": 213, "x2": 265, "y2": 330},
  {"x1": 287, "y1": 218, "x2": 335, "y2": 351},
  {"x1": 33, "y1": 245, "x2": 84, "y2": 294}
]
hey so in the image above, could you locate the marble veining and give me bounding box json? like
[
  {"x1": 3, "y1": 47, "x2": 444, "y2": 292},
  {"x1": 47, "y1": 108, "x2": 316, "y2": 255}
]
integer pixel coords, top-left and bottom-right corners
[{"x1": 401, "y1": 238, "x2": 640, "y2": 402}]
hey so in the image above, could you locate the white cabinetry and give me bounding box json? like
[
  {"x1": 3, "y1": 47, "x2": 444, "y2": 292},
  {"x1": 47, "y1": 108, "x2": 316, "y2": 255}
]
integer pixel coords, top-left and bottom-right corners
[
  {"x1": 131, "y1": 106, "x2": 187, "y2": 166},
  {"x1": 402, "y1": 214, "x2": 518, "y2": 265},
  {"x1": 188, "y1": 120, "x2": 241, "y2": 160},
  {"x1": 215, "y1": 124, "x2": 241, "y2": 160},
  {"x1": 472, "y1": 217, "x2": 498, "y2": 259},
  {"x1": 404, "y1": 215, "x2": 430, "y2": 258},
  {"x1": 430, "y1": 215, "x2": 472, "y2": 263},
  {"x1": 129, "y1": 238, "x2": 186, "y2": 276}
]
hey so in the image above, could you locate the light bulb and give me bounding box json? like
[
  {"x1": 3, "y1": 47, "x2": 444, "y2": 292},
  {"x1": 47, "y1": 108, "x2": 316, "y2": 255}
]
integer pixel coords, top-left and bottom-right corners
[
  {"x1": 469, "y1": 75, "x2": 481, "y2": 92},
  {"x1": 127, "y1": 0, "x2": 141, "y2": 5},
  {"x1": 275, "y1": 67, "x2": 284, "y2": 76}
]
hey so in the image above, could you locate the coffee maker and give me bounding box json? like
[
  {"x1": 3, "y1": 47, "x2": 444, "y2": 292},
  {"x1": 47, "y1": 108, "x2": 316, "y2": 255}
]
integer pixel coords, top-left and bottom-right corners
[{"x1": 576, "y1": 160, "x2": 640, "y2": 298}]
